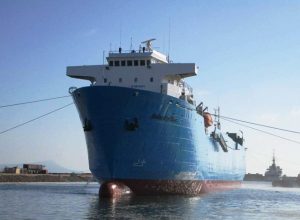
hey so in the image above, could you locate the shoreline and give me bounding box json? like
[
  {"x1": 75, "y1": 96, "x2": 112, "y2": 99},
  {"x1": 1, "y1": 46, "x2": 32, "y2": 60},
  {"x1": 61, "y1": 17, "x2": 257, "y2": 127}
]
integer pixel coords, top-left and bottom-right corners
[{"x1": 0, "y1": 173, "x2": 96, "y2": 183}]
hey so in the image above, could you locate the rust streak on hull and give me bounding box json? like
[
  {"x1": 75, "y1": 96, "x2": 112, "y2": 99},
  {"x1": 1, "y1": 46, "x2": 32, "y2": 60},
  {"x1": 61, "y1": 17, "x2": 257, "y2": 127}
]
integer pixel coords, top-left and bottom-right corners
[{"x1": 99, "y1": 180, "x2": 242, "y2": 197}]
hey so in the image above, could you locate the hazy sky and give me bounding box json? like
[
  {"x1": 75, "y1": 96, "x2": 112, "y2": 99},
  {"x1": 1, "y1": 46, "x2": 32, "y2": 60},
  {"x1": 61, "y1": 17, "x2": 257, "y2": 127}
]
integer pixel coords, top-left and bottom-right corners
[{"x1": 0, "y1": 0, "x2": 299, "y2": 175}]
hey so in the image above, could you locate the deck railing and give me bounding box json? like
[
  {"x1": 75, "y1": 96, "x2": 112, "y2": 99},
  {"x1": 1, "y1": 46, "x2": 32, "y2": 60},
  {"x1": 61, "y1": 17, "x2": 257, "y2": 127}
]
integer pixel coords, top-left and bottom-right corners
[{"x1": 178, "y1": 80, "x2": 193, "y2": 94}]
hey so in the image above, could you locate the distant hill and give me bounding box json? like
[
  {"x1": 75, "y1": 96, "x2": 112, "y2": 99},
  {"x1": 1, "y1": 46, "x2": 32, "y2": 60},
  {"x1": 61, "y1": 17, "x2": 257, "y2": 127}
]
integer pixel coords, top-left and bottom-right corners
[{"x1": 0, "y1": 160, "x2": 78, "y2": 173}]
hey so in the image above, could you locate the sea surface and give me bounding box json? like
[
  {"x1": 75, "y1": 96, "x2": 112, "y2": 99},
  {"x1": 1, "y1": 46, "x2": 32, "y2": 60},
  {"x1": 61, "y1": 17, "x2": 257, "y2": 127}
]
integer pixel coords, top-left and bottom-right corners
[{"x1": 0, "y1": 181, "x2": 300, "y2": 219}]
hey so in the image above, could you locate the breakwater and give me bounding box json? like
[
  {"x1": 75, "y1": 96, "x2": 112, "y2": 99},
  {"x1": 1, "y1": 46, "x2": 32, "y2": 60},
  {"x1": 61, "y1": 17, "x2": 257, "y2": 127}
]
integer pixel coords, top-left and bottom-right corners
[{"x1": 0, "y1": 173, "x2": 95, "y2": 182}]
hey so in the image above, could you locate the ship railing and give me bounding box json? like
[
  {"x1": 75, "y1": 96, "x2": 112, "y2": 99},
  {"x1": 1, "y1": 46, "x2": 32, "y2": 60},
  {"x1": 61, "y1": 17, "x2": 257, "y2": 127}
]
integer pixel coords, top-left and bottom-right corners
[
  {"x1": 109, "y1": 48, "x2": 153, "y2": 54},
  {"x1": 178, "y1": 80, "x2": 193, "y2": 94}
]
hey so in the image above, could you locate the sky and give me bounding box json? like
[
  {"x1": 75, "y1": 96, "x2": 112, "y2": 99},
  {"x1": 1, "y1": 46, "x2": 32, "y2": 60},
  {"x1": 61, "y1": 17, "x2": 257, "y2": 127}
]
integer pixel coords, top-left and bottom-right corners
[{"x1": 0, "y1": 0, "x2": 300, "y2": 175}]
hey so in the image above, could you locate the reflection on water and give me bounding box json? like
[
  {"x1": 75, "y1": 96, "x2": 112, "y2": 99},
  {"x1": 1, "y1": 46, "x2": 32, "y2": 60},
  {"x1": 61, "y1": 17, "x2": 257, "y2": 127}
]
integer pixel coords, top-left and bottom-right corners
[
  {"x1": 88, "y1": 195, "x2": 204, "y2": 219},
  {"x1": 87, "y1": 182, "x2": 300, "y2": 219},
  {"x1": 1, "y1": 182, "x2": 300, "y2": 219}
]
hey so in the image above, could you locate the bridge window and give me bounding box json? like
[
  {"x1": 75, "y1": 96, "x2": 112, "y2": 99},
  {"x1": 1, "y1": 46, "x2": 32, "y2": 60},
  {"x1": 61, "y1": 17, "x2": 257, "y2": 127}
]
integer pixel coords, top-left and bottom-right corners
[
  {"x1": 127, "y1": 60, "x2": 132, "y2": 66},
  {"x1": 121, "y1": 60, "x2": 126, "y2": 66},
  {"x1": 140, "y1": 60, "x2": 145, "y2": 66},
  {"x1": 150, "y1": 77, "x2": 154, "y2": 82},
  {"x1": 134, "y1": 60, "x2": 139, "y2": 66},
  {"x1": 119, "y1": 78, "x2": 122, "y2": 83},
  {"x1": 114, "y1": 60, "x2": 120, "y2": 66},
  {"x1": 109, "y1": 61, "x2": 113, "y2": 66},
  {"x1": 104, "y1": 78, "x2": 107, "y2": 83},
  {"x1": 134, "y1": 77, "x2": 138, "y2": 83}
]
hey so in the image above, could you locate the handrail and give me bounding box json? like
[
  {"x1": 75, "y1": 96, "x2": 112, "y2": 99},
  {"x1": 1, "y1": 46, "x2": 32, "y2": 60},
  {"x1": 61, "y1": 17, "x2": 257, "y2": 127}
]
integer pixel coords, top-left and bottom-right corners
[
  {"x1": 109, "y1": 49, "x2": 153, "y2": 54},
  {"x1": 178, "y1": 80, "x2": 193, "y2": 94}
]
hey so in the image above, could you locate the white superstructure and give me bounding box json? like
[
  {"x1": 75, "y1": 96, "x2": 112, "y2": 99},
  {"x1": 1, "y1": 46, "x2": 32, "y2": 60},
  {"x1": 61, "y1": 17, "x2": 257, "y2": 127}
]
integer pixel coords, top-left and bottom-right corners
[{"x1": 67, "y1": 39, "x2": 198, "y2": 104}]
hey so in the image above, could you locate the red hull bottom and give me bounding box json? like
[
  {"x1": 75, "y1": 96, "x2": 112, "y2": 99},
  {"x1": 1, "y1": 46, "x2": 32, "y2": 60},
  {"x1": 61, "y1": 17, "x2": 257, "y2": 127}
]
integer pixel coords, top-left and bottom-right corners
[{"x1": 99, "y1": 180, "x2": 241, "y2": 197}]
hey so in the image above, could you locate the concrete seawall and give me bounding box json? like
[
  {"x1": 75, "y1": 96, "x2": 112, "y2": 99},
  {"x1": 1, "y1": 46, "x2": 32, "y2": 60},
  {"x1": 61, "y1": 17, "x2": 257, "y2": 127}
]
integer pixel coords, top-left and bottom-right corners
[{"x1": 0, "y1": 173, "x2": 96, "y2": 182}]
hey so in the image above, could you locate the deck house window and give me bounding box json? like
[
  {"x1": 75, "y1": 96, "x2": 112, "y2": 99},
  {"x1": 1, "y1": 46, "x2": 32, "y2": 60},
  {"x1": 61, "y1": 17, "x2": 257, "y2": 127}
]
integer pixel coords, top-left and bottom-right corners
[
  {"x1": 150, "y1": 77, "x2": 154, "y2": 82},
  {"x1": 114, "y1": 60, "x2": 120, "y2": 66},
  {"x1": 104, "y1": 78, "x2": 107, "y2": 83},
  {"x1": 140, "y1": 60, "x2": 145, "y2": 66},
  {"x1": 119, "y1": 78, "x2": 122, "y2": 83},
  {"x1": 134, "y1": 60, "x2": 139, "y2": 66},
  {"x1": 109, "y1": 61, "x2": 113, "y2": 66},
  {"x1": 127, "y1": 60, "x2": 133, "y2": 66},
  {"x1": 134, "y1": 77, "x2": 138, "y2": 83},
  {"x1": 121, "y1": 60, "x2": 126, "y2": 66},
  {"x1": 147, "y1": 60, "x2": 151, "y2": 66}
]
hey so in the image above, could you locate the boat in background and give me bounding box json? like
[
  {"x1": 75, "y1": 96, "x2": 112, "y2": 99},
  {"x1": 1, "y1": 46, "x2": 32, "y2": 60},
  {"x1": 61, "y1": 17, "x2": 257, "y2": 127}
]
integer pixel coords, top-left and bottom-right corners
[
  {"x1": 67, "y1": 39, "x2": 246, "y2": 197},
  {"x1": 264, "y1": 152, "x2": 282, "y2": 181}
]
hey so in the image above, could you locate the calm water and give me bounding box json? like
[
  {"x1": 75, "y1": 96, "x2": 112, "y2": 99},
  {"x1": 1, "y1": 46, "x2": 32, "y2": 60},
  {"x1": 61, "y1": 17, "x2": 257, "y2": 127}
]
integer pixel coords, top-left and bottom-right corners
[{"x1": 0, "y1": 182, "x2": 300, "y2": 219}]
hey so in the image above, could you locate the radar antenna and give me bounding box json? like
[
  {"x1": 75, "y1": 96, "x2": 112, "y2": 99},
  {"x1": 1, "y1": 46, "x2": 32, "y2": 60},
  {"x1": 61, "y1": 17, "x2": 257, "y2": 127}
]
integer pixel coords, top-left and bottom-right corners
[{"x1": 141, "y1": 38, "x2": 156, "y2": 51}]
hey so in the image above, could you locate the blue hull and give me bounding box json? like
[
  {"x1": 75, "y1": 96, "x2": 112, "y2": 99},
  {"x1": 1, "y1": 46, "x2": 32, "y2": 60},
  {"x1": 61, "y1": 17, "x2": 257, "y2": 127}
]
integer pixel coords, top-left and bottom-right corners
[{"x1": 72, "y1": 86, "x2": 246, "y2": 194}]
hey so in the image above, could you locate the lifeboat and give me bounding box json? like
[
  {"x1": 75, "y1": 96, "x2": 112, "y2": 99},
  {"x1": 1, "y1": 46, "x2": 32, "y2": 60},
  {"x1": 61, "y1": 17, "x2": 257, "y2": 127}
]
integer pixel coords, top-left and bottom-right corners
[{"x1": 203, "y1": 112, "x2": 213, "y2": 127}]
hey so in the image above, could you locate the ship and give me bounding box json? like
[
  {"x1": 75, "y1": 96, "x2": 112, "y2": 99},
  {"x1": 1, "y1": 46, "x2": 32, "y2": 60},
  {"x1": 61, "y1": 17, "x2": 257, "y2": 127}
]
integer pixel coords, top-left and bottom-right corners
[
  {"x1": 244, "y1": 153, "x2": 282, "y2": 182},
  {"x1": 67, "y1": 39, "x2": 246, "y2": 196},
  {"x1": 272, "y1": 175, "x2": 300, "y2": 188},
  {"x1": 264, "y1": 152, "x2": 282, "y2": 181}
]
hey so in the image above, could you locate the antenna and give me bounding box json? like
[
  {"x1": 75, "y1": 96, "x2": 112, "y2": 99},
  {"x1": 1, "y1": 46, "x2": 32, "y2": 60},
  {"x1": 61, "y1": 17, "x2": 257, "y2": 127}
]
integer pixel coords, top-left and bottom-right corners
[
  {"x1": 163, "y1": 34, "x2": 166, "y2": 54},
  {"x1": 141, "y1": 38, "x2": 156, "y2": 51},
  {"x1": 102, "y1": 50, "x2": 105, "y2": 64},
  {"x1": 168, "y1": 17, "x2": 171, "y2": 62},
  {"x1": 213, "y1": 107, "x2": 221, "y2": 130},
  {"x1": 119, "y1": 22, "x2": 122, "y2": 47},
  {"x1": 130, "y1": 37, "x2": 133, "y2": 50}
]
